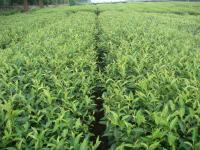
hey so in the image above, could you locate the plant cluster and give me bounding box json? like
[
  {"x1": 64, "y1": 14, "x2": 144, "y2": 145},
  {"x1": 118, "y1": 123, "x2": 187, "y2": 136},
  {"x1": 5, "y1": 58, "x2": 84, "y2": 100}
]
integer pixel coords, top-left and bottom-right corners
[
  {"x1": 0, "y1": 2, "x2": 200, "y2": 150},
  {"x1": 0, "y1": 11, "x2": 100, "y2": 149},
  {"x1": 99, "y1": 9, "x2": 200, "y2": 150}
]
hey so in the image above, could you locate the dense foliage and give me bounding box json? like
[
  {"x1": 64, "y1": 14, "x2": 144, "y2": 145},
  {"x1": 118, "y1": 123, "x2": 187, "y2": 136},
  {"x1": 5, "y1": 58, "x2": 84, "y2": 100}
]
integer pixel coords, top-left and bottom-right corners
[
  {"x1": 0, "y1": 2, "x2": 200, "y2": 149},
  {"x1": 99, "y1": 9, "x2": 200, "y2": 149},
  {"x1": 0, "y1": 7, "x2": 100, "y2": 149}
]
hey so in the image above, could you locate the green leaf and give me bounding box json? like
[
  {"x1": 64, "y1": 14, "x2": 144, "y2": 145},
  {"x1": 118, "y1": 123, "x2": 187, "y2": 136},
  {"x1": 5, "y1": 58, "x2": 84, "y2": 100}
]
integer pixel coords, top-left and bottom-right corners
[
  {"x1": 170, "y1": 117, "x2": 178, "y2": 130},
  {"x1": 74, "y1": 133, "x2": 82, "y2": 149},
  {"x1": 149, "y1": 142, "x2": 160, "y2": 150},
  {"x1": 75, "y1": 118, "x2": 82, "y2": 129},
  {"x1": 135, "y1": 110, "x2": 146, "y2": 126},
  {"x1": 80, "y1": 138, "x2": 89, "y2": 150},
  {"x1": 152, "y1": 128, "x2": 165, "y2": 139},
  {"x1": 184, "y1": 141, "x2": 193, "y2": 148},
  {"x1": 192, "y1": 127, "x2": 198, "y2": 144},
  {"x1": 168, "y1": 133, "x2": 177, "y2": 146},
  {"x1": 179, "y1": 107, "x2": 185, "y2": 119},
  {"x1": 92, "y1": 137, "x2": 101, "y2": 150}
]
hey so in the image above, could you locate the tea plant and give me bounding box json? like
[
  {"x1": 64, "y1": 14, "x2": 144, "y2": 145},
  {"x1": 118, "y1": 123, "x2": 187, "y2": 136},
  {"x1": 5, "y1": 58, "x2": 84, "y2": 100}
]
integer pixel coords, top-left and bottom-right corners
[
  {"x1": 99, "y1": 9, "x2": 200, "y2": 150},
  {"x1": 0, "y1": 11, "x2": 100, "y2": 149},
  {"x1": 1, "y1": 2, "x2": 200, "y2": 149},
  {"x1": 0, "y1": 7, "x2": 73, "y2": 50}
]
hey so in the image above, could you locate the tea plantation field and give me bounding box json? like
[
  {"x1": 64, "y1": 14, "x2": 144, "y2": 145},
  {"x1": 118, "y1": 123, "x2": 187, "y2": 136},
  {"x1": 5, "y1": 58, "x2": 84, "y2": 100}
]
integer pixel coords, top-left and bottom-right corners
[{"x1": 0, "y1": 2, "x2": 200, "y2": 150}]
